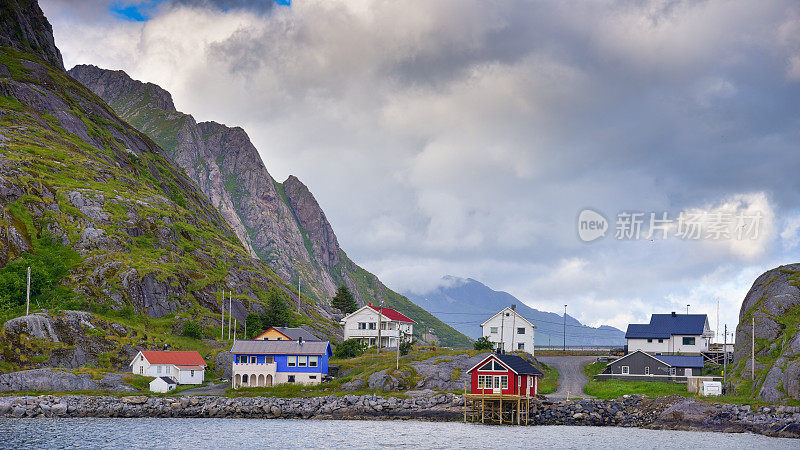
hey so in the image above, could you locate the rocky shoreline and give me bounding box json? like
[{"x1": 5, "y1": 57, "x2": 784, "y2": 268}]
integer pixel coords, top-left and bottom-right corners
[{"x1": 1, "y1": 393, "x2": 799, "y2": 438}]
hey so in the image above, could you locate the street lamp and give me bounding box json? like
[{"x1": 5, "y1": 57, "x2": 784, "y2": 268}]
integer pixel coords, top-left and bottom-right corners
[{"x1": 686, "y1": 304, "x2": 690, "y2": 315}]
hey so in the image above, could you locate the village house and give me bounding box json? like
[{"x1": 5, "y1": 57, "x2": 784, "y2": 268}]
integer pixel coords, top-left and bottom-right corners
[
  {"x1": 625, "y1": 312, "x2": 714, "y2": 354},
  {"x1": 230, "y1": 338, "x2": 332, "y2": 388},
  {"x1": 253, "y1": 326, "x2": 321, "y2": 341},
  {"x1": 149, "y1": 376, "x2": 177, "y2": 393},
  {"x1": 596, "y1": 350, "x2": 704, "y2": 380},
  {"x1": 480, "y1": 306, "x2": 536, "y2": 354},
  {"x1": 467, "y1": 352, "x2": 542, "y2": 396},
  {"x1": 129, "y1": 351, "x2": 207, "y2": 386},
  {"x1": 340, "y1": 303, "x2": 415, "y2": 348}
]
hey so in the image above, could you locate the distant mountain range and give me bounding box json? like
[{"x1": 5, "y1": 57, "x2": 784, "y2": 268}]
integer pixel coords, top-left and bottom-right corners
[{"x1": 404, "y1": 277, "x2": 626, "y2": 347}]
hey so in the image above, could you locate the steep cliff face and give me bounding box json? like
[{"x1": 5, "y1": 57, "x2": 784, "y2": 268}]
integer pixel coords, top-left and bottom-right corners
[
  {"x1": 70, "y1": 65, "x2": 473, "y2": 348},
  {"x1": 733, "y1": 263, "x2": 800, "y2": 402},
  {"x1": 0, "y1": 0, "x2": 62, "y2": 69},
  {"x1": 0, "y1": 0, "x2": 342, "y2": 364}
]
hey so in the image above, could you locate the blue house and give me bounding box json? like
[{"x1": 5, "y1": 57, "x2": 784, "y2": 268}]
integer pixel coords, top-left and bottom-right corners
[{"x1": 230, "y1": 338, "x2": 331, "y2": 388}]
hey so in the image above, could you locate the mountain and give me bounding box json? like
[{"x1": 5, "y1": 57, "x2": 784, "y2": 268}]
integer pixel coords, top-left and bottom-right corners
[
  {"x1": 0, "y1": 0, "x2": 343, "y2": 368},
  {"x1": 405, "y1": 276, "x2": 626, "y2": 347},
  {"x1": 67, "y1": 66, "x2": 471, "y2": 349},
  {"x1": 733, "y1": 263, "x2": 800, "y2": 402}
]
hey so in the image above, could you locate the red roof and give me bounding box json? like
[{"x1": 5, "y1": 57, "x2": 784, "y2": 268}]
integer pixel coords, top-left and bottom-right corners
[
  {"x1": 141, "y1": 351, "x2": 207, "y2": 366},
  {"x1": 368, "y1": 304, "x2": 416, "y2": 323}
]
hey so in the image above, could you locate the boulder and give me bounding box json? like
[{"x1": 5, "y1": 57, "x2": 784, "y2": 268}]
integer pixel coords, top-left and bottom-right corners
[{"x1": 0, "y1": 369, "x2": 97, "y2": 392}]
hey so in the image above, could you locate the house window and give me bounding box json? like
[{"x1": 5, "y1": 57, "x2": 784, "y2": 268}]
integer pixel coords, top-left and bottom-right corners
[
  {"x1": 658, "y1": 339, "x2": 664, "y2": 343},
  {"x1": 166, "y1": 365, "x2": 171, "y2": 374},
  {"x1": 242, "y1": 375, "x2": 248, "y2": 383},
  {"x1": 478, "y1": 375, "x2": 489, "y2": 389},
  {"x1": 369, "y1": 338, "x2": 376, "y2": 346},
  {"x1": 157, "y1": 365, "x2": 162, "y2": 374},
  {"x1": 191, "y1": 370, "x2": 195, "y2": 377},
  {"x1": 298, "y1": 356, "x2": 308, "y2": 367},
  {"x1": 647, "y1": 338, "x2": 653, "y2": 343},
  {"x1": 517, "y1": 343, "x2": 525, "y2": 350},
  {"x1": 240, "y1": 355, "x2": 248, "y2": 364},
  {"x1": 358, "y1": 322, "x2": 367, "y2": 330},
  {"x1": 309, "y1": 356, "x2": 318, "y2": 367},
  {"x1": 265, "y1": 356, "x2": 274, "y2": 363},
  {"x1": 500, "y1": 376, "x2": 508, "y2": 389},
  {"x1": 645, "y1": 367, "x2": 650, "y2": 375},
  {"x1": 682, "y1": 337, "x2": 696, "y2": 346},
  {"x1": 621, "y1": 366, "x2": 629, "y2": 375},
  {"x1": 288, "y1": 356, "x2": 297, "y2": 367},
  {"x1": 669, "y1": 368, "x2": 676, "y2": 376},
  {"x1": 517, "y1": 327, "x2": 525, "y2": 335},
  {"x1": 288, "y1": 375, "x2": 296, "y2": 383},
  {"x1": 368, "y1": 322, "x2": 376, "y2": 330},
  {"x1": 490, "y1": 327, "x2": 498, "y2": 334},
  {"x1": 250, "y1": 356, "x2": 257, "y2": 364},
  {"x1": 310, "y1": 376, "x2": 317, "y2": 380},
  {"x1": 139, "y1": 367, "x2": 143, "y2": 374}
]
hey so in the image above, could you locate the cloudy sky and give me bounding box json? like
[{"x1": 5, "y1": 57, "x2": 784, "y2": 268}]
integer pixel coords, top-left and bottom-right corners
[{"x1": 40, "y1": 0, "x2": 800, "y2": 336}]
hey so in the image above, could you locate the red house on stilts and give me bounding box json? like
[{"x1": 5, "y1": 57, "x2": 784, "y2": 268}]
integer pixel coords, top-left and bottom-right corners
[{"x1": 467, "y1": 353, "x2": 542, "y2": 396}]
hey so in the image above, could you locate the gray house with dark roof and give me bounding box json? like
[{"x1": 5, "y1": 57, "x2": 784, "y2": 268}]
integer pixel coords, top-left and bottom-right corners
[
  {"x1": 626, "y1": 312, "x2": 713, "y2": 355},
  {"x1": 597, "y1": 350, "x2": 704, "y2": 381}
]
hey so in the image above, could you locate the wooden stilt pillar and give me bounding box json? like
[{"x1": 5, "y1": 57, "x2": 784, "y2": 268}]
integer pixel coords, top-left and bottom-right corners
[
  {"x1": 481, "y1": 390, "x2": 485, "y2": 424},
  {"x1": 463, "y1": 381, "x2": 467, "y2": 423}
]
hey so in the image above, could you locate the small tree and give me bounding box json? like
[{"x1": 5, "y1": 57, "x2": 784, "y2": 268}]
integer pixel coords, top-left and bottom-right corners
[
  {"x1": 334, "y1": 339, "x2": 367, "y2": 359},
  {"x1": 246, "y1": 313, "x2": 263, "y2": 339},
  {"x1": 182, "y1": 320, "x2": 203, "y2": 339},
  {"x1": 473, "y1": 336, "x2": 494, "y2": 351},
  {"x1": 399, "y1": 339, "x2": 415, "y2": 356},
  {"x1": 260, "y1": 287, "x2": 294, "y2": 329},
  {"x1": 331, "y1": 285, "x2": 357, "y2": 314}
]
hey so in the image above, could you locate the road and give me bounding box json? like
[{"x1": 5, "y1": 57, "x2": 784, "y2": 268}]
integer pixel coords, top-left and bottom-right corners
[{"x1": 537, "y1": 356, "x2": 598, "y2": 400}]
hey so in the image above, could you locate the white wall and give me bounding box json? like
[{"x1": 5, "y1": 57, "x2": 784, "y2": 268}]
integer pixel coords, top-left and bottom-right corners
[
  {"x1": 149, "y1": 378, "x2": 175, "y2": 393},
  {"x1": 341, "y1": 307, "x2": 413, "y2": 347},
  {"x1": 481, "y1": 309, "x2": 535, "y2": 354},
  {"x1": 628, "y1": 335, "x2": 711, "y2": 354},
  {"x1": 176, "y1": 368, "x2": 205, "y2": 385}
]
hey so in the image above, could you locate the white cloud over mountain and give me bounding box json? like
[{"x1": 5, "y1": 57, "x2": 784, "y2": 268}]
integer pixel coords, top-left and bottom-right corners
[{"x1": 41, "y1": 0, "x2": 800, "y2": 338}]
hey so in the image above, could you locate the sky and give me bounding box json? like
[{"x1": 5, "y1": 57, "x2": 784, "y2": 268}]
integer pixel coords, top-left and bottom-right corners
[{"x1": 40, "y1": 0, "x2": 800, "y2": 338}]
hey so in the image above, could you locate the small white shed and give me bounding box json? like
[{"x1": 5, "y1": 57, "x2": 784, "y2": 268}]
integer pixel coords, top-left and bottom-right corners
[{"x1": 149, "y1": 376, "x2": 177, "y2": 393}]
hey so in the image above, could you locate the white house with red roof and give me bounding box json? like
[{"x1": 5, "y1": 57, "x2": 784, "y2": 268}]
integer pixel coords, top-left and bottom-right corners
[
  {"x1": 340, "y1": 303, "x2": 416, "y2": 348},
  {"x1": 129, "y1": 351, "x2": 207, "y2": 386}
]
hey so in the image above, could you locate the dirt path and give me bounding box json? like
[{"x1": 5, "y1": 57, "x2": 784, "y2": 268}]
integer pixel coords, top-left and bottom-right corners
[{"x1": 537, "y1": 356, "x2": 598, "y2": 400}]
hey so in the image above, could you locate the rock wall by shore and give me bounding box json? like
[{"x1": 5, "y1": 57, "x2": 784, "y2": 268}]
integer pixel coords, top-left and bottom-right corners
[{"x1": 1, "y1": 393, "x2": 798, "y2": 438}]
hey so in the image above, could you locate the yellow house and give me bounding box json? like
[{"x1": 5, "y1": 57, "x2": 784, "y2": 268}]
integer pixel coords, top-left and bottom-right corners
[{"x1": 253, "y1": 326, "x2": 320, "y2": 341}]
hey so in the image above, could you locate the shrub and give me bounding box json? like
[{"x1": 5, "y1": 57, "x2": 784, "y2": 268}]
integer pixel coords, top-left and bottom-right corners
[
  {"x1": 473, "y1": 336, "x2": 495, "y2": 351},
  {"x1": 399, "y1": 339, "x2": 414, "y2": 356},
  {"x1": 182, "y1": 320, "x2": 203, "y2": 339},
  {"x1": 246, "y1": 313, "x2": 263, "y2": 339},
  {"x1": 334, "y1": 339, "x2": 367, "y2": 359}
]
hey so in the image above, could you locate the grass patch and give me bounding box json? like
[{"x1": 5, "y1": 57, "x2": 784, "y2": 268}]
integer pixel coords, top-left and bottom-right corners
[{"x1": 537, "y1": 361, "x2": 559, "y2": 395}]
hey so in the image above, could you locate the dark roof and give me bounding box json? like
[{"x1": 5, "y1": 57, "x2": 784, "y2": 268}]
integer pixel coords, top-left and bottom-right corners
[
  {"x1": 625, "y1": 314, "x2": 707, "y2": 339},
  {"x1": 469, "y1": 354, "x2": 543, "y2": 376},
  {"x1": 653, "y1": 355, "x2": 704, "y2": 368},
  {"x1": 157, "y1": 376, "x2": 176, "y2": 385},
  {"x1": 230, "y1": 339, "x2": 331, "y2": 355}
]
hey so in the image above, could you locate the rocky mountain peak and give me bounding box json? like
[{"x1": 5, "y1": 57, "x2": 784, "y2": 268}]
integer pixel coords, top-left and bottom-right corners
[
  {"x1": 0, "y1": 0, "x2": 63, "y2": 69},
  {"x1": 69, "y1": 64, "x2": 176, "y2": 113},
  {"x1": 283, "y1": 175, "x2": 341, "y2": 268}
]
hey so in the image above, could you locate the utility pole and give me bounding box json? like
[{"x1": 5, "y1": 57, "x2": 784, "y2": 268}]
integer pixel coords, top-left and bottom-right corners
[
  {"x1": 716, "y1": 299, "x2": 720, "y2": 343},
  {"x1": 563, "y1": 305, "x2": 567, "y2": 351},
  {"x1": 500, "y1": 309, "x2": 506, "y2": 353},
  {"x1": 752, "y1": 317, "x2": 755, "y2": 381},
  {"x1": 723, "y1": 324, "x2": 727, "y2": 390},
  {"x1": 228, "y1": 291, "x2": 232, "y2": 341},
  {"x1": 396, "y1": 329, "x2": 401, "y2": 370},
  {"x1": 220, "y1": 294, "x2": 225, "y2": 340},
  {"x1": 233, "y1": 318, "x2": 237, "y2": 341},
  {"x1": 298, "y1": 272, "x2": 301, "y2": 313},
  {"x1": 511, "y1": 304, "x2": 517, "y2": 352},
  {"x1": 686, "y1": 304, "x2": 690, "y2": 315},
  {"x1": 25, "y1": 266, "x2": 31, "y2": 316}
]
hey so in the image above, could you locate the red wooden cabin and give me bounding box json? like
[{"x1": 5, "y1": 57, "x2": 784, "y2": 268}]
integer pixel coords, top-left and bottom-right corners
[{"x1": 467, "y1": 353, "x2": 542, "y2": 396}]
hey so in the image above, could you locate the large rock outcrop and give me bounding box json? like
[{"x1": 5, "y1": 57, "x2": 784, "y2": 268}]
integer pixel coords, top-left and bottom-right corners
[
  {"x1": 734, "y1": 263, "x2": 800, "y2": 402},
  {"x1": 0, "y1": 0, "x2": 63, "y2": 69}
]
